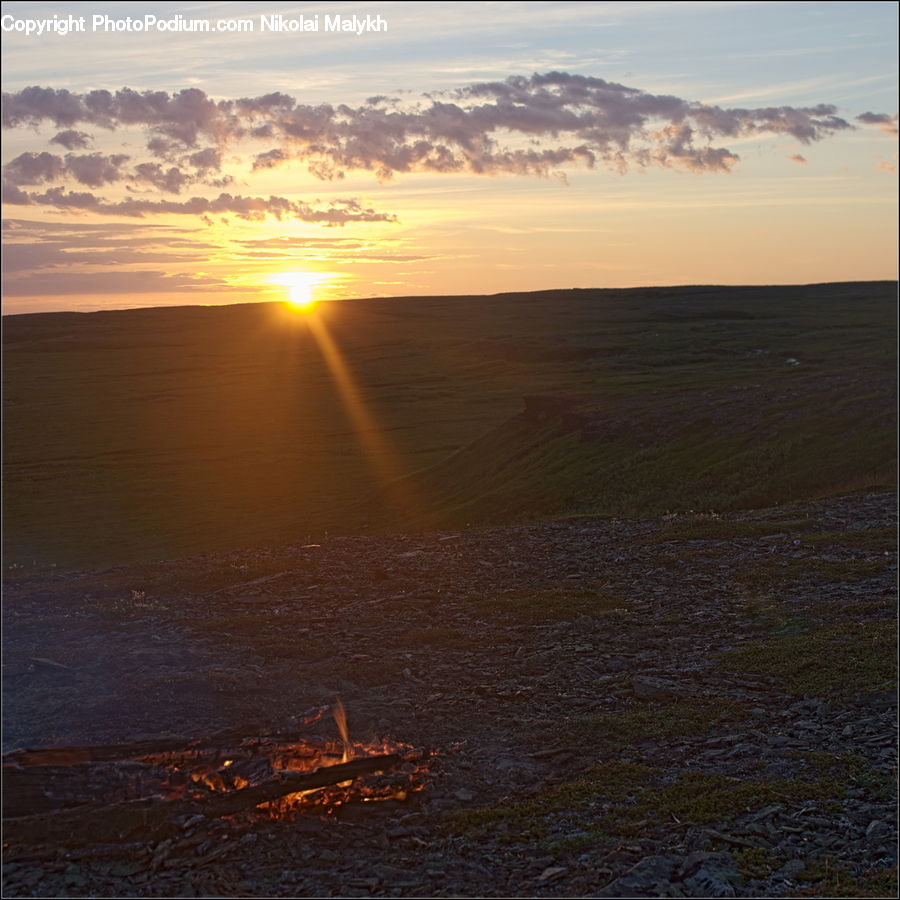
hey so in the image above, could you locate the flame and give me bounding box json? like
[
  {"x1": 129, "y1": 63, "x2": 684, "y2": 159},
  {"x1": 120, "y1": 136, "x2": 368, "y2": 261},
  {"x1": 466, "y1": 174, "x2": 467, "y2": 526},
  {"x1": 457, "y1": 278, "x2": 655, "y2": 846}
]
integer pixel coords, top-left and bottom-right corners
[
  {"x1": 332, "y1": 698, "x2": 352, "y2": 764},
  {"x1": 33, "y1": 709, "x2": 435, "y2": 822}
]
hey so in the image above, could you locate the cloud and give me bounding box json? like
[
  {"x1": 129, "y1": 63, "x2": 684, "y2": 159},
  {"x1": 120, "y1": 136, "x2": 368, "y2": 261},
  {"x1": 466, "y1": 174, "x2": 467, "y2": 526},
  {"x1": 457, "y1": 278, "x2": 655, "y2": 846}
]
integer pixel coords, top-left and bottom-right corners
[
  {"x1": 3, "y1": 218, "x2": 177, "y2": 233},
  {"x1": 3, "y1": 151, "x2": 66, "y2": 185},
  {"x1": 856, "y1": 112, "x2": 899, "y2": 137},
  {"x1": 50, "y1": 129, "x2": 92, "y2": 150},
  {"x1": 2, "y1": 218, "x2": 235, "y2": 301},
  {"x1": 187, "y1": 147, "x2": 223, "y2": 172},
  {"x1": 4, "y1": 151, "x2": 227, "y2": 195},
  {"x1": 1, "y1": 268, "x2": 240, "y2": 296},
  {"x1": 235, "y1": 236, "x2": 371, "y2": 249},
  {"x1": 0, "y1": 86, "x2": 227, "y2": 144},
  {"x1": 230, "y1": 235, "x2": 432, "y2": 263},
  {"x1": 788, "y1": 153, "x2": 807, "y2": 164},
  {"x1": 1, "y1": 219, "x2": 221, "y2": 274},
  {"x1": 236, "y1": 249, "x2": 431, "y2": 262},
  {"x1": 129, "y1": 162, "x2": 195, "y2": 193},
  {"x1": 4, "y1": 186, "x2": 396, "y2": 225},
  {"x1": 3, "y1": 75, "x2": 855, "y2": 177},
  {"x1": 1, "y1": 86, "x2": 86, "y2": 129},
  {"x1": 252, "y1": 148, "x2": 290, "y2": 171},
  {"x1": 2, "y1": 218, "x2": 217, "y2": 246},
  {"x1": 0, "y1": 73, "x2": 862, "y2": 223},
  {"x1": 64, "y1": 152, "x2": 131, "y2": 188},
  {"x1": 873, "y1": 152, "x2": 898, "y2": 175},
  {"x1": 1, "y1": 243, "x2": 204, "y2": 273}
]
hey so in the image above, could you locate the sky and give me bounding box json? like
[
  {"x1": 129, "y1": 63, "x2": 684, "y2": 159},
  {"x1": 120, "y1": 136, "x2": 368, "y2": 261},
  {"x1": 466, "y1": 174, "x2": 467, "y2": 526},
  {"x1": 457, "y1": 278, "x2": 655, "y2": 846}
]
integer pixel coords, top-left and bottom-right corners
[{"x1": 1, "y1": 0, "x2": 897, "y2": 314}]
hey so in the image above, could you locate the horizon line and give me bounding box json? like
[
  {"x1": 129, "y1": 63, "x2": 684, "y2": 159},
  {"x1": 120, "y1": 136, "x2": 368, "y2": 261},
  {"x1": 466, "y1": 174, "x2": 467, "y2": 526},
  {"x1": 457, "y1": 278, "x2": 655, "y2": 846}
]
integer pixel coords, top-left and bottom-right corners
[{"x1": 3, "y1": 278, "x2": 897, "y2": 318}]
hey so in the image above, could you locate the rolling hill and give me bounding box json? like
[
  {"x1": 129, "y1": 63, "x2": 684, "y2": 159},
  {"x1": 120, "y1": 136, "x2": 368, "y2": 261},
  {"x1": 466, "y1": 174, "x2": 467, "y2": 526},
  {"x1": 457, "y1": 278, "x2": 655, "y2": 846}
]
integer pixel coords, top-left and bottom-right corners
[{"x1": 3, "y1": 281, "x2": 895, "y2": 570}]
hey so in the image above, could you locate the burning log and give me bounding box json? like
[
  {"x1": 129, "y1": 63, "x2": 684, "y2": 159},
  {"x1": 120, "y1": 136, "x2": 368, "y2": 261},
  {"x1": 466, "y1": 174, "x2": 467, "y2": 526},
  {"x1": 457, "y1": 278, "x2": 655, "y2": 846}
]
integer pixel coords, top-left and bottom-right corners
[
  {"x1": 3, "y1": 702, "x2": 431, "y2": 854},
  {"x1": 186, "y1": 754, "x2": 400, "y2": 814},
  {"x1": 5, "y1": 754, "x2": 400, "y2": 847},
  {"x1": 3, "y1": 702, "x2": 432, "y2": 856}
]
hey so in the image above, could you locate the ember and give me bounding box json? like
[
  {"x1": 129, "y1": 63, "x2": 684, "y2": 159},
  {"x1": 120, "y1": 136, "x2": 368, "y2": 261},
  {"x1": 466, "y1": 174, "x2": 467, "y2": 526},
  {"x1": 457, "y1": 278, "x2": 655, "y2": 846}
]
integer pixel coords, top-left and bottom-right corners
[{"x1": 2, "y1": 703, "x2": 433, "y2": 848}]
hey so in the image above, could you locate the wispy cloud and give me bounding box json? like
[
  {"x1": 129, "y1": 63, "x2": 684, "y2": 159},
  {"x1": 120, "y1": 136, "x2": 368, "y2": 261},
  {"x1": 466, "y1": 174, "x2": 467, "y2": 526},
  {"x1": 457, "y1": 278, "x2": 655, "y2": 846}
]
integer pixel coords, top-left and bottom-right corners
[
  {"x1": 1, "y1": 268, "x2": 240, "y2": 296},
  {"x1": 231, "y1": 235, "x2": 434, "y2": 263},
  {"x1": 1, "y1": 218, "x2": 228, "y2": 297},
  {"x1": 706, "y1": 73, "x2": 891, "y2": 105},
  {"x1": 2, "y1": 184, "x2": 396, "y2": 225}
]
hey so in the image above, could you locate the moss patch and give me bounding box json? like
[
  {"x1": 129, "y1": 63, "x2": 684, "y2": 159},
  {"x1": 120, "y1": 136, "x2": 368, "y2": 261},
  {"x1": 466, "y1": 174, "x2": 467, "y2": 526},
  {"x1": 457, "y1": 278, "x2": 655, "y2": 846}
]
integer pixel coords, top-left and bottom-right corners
[
  {"x1": 643, "y1": 517, "x2": 817, "y2": 545},
  {"x1": 739, "y1": 593, "x2": 796, "y2": 630},
  {"x1": 737, "y1": 553, "x2": 892, "y2": 592},
  {"x1": 792, "y1": 858, "x2": 898, "y2": 898},
  {"x1": 785, "y1": 752, "x2": 896, "y2": 806},
  {"x1": 813, "y1": 558, "x2": 893, "y2": 581},
  {"x1": 475, "y1": 583, "x2": 626, "y2": 623},
  {"x1": 734, "y1": 847, "x2": 786, "y2": 880},
  {"x1": 446, "y1": 761, "x2": 853, "y2": 848},
  {"x1": 400, "y1": 626, "x2": 484, "y2": 650},
  {"x1": 800, "y1": 527, "x2": 897, "y2": 552},
  {"x1": 445, "y1": 760, "x2": 651, "y2": 843},
  {"x1": 179, "y1": 610, "x2": 335, "y2": 660},
  {"x1": 556, "y1": 698, "x2": 747, "y2": 749},
  {"x1": 719, "y1": 619, "x2": 896, "y2": 700}
]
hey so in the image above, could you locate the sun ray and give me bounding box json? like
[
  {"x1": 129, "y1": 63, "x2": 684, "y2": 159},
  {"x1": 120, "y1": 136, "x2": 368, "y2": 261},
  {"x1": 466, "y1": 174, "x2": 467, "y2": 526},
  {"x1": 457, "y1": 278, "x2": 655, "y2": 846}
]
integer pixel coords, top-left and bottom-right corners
[
  {"x1": 299, "y1": 307, "x2": 418, "y2": 521},
  {"x1": 266, "y1": 272, "x2": 419, "y2": 519}
]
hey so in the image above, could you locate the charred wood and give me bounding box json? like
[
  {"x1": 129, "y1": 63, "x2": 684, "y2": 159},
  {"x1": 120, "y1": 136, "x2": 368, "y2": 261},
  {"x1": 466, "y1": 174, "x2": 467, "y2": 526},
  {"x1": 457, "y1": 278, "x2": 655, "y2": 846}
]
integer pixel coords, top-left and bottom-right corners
[{"x1": 4, "y1": 754, "x2": 400, "y2": 847}]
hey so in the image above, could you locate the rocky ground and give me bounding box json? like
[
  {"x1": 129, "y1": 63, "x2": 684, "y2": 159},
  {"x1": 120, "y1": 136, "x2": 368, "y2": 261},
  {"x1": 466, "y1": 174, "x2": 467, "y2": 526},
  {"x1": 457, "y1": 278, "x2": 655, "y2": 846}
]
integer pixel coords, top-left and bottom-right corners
[{"x1": 2, "y1": 490, "x2": 896, "y2": 898}]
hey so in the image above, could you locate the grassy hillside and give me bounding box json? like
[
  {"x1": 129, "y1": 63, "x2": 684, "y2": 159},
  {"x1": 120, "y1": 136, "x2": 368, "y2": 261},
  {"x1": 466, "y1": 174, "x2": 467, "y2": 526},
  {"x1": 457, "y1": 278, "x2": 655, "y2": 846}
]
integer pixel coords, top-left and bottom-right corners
[
  {"x1": 381, "y1": 371, "x2": 894, "y2": 531},
  {"x1": 3, "y1": 281, "x2": 895, "y2": 570}
]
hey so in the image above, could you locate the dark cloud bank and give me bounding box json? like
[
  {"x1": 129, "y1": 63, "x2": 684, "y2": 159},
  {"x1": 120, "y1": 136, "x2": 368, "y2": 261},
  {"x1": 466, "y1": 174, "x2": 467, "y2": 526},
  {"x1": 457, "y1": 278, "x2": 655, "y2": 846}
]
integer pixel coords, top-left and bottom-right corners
[{"x1": 3, "y1": 73, "x2": 892, "y2": 224}]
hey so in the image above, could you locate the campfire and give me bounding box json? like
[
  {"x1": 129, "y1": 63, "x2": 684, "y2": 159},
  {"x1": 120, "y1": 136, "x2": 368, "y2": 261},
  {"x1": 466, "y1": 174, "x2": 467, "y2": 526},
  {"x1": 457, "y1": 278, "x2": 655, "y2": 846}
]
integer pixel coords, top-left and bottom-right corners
[{"x1": 2, "y1": 703, "x2": 432, "y2": 849}]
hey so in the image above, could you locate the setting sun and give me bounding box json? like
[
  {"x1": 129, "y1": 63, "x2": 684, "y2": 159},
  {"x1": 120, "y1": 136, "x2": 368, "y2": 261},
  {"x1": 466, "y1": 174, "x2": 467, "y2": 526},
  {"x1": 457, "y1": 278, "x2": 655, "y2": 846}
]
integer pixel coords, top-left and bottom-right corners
[{"x1": 270, "y1": 271, "x2": 330, "y2": 312}]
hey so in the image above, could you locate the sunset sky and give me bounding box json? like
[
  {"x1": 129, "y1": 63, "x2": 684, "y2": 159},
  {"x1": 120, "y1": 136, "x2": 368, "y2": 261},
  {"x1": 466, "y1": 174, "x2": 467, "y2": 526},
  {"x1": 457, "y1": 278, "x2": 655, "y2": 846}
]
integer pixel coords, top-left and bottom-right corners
[{"x1": 1, "y1": 0, "x2": 897, "y2": 314}]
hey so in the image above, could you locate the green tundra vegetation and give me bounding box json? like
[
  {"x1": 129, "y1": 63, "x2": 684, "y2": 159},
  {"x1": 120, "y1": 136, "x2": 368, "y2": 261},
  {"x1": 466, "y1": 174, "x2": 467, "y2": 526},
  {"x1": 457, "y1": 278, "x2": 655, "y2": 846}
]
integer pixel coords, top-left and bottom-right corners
[{"x1": 3, "y1": 281, "x2": 895, "y2": 570}]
